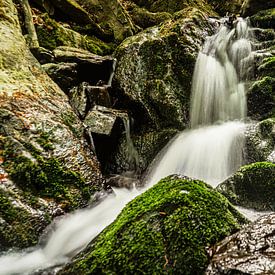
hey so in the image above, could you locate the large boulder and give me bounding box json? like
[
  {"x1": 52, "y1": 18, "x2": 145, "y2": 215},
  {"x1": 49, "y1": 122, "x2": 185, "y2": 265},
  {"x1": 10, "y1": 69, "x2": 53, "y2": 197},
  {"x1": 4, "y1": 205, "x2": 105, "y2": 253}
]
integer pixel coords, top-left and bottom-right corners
[
  {"x1": 59, "y1": 176, "x2": 245, "y2": 275},
  {"x1": 206, "y1": 213, "x2": 275, "y2": 274},
  {"x1": 217, "y1": 162, "x2": 275, "y2": 211},
  {"x1": 113, "y1": 8, "x2": 216, "y2": 131},
  {"x1": 0, "y1": 0, "x2": 102, "y2": 250}
]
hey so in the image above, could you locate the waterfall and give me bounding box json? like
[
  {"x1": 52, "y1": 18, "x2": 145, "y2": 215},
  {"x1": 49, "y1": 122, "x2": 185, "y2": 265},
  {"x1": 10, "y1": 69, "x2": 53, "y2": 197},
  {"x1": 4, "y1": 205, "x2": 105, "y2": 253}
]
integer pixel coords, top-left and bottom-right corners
[
  {"x1": 146, "y1": 17, "x2": 253, "y2": 187},
  {"x1": 0, "y1": 18, "x2": 254, "y2": 274}
]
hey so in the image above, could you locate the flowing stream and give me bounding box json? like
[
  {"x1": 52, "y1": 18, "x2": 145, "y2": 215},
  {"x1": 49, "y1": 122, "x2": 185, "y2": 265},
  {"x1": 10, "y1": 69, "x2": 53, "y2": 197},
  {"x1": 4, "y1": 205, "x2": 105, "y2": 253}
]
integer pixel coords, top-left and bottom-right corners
[{"x1": 0, "y1": 18, "x2": 255, "y2": 274}]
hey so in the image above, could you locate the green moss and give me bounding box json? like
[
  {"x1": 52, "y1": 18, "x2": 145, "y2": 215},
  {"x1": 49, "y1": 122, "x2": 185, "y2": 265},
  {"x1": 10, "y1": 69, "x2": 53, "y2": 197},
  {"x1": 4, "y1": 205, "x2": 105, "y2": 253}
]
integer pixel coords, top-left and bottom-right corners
[
  {"x1": 247, "y1": 76, "x2": 275, "y2": 120},
  {"x1": 35, "y1": 14, "x2": 112, "y2": 55},
  {"x1": 36, "y1": 131, "x2": 55, "y2": 151},
  {"x1": 250, "y1": 8, "x2": 275, "y2": 29},
  {"x1": 259, "y1": 117, "x2": 275, "y2": 138},
  {"x1": 0, "y1": 188, "x2": 42, "y2": 249},
  {"x1": 217, "y1": 162, "x2": 275, "y2": 211},
  {"x1": 1, "y1": 137, "x2": 95, "y2": 211},
  {"x1": 60, "y1": 176, "x2": 244, "y2": 274},
  {"x1": 258, "y1": 57, "x2": 275, "y2": 78}
]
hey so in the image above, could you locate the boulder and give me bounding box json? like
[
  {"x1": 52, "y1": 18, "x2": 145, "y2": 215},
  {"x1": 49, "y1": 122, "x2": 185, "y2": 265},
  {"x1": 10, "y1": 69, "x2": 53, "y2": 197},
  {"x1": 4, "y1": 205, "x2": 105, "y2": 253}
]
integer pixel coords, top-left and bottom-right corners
[
  {"x1": 247, "y1": 76, "x2": 275, "y2": 120},
  {"x1": 206, "y1": 213, "x2": 275, "y2": 274},
  {"x1": 217, "y1": 162, "x2": 275, "y2": 211},
  {"x1": 59, "y1": 176, "x2": 246, "y2": 275},
  {"x1": 113, "y1": 8, "x2": 216, "y2": 130},
  {"x1": 250, "y1": 8, "x2": 275, "y2": 29},
  {"x1": 74, "y1": 0, "x2": 138, "y2": 42},
  {"x1": 245, "y1": 119, "x2": 275, "y2": 163},
  {"x1": 241, "y1": 0, "x2": 275, "y2": 17},
  {"x1": 34, "y1": 12, "x2": 111, "y2": 55},
  {"x1": 0, "y1": 0, "x2": 102, "y2": 250}
]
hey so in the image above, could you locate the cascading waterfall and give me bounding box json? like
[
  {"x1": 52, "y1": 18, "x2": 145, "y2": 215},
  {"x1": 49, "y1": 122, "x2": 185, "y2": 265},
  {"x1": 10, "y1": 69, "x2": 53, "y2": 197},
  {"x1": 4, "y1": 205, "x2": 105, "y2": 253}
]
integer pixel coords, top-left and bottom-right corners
[
  {"x1": 146, "y1": 17, "x2": 253, "y2": 187},
  {"x1": 0, "y1": 18, "x2": 254, "y2": 275}
]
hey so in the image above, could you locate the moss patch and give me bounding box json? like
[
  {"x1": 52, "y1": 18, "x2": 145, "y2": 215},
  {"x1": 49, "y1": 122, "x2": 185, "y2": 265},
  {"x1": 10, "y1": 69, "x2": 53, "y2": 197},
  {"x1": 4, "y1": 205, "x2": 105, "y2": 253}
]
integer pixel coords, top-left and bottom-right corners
[
  {"x1": 1, "y1": 136, "x2": 95, "y2": 211},
  {"x1": 35, "y1": 13, "x2": 112, "y2": 55},
  {"x1": 59, "y1": 176, "x2": 245, "y2": 275},
  {"x1": 250, "y1": 8, "x2": 275, "y2": 29},
  {"x1": 247, "y1": 76, "x2": 275, "y2": 120},
  {"x1": 217, "y1": 162, "x2": 275, "y2": 211}
]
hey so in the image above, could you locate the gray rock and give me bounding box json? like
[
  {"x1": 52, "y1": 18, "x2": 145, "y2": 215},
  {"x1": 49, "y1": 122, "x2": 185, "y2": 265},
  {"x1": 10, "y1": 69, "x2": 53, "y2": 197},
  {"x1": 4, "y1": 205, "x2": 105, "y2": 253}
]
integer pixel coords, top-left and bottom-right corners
[
  {"x1": 206, "y1": 213, "x2": 275, "y2": 275},
  {"x1": 84, "y1": 105, "x2": 127, "y2": 136},
  {"x1": 53, "y1": 46, "x2": 115, "y2": 85},
  {"x1": 42, "y1": 62, "x2": 78, "y2": 91}
]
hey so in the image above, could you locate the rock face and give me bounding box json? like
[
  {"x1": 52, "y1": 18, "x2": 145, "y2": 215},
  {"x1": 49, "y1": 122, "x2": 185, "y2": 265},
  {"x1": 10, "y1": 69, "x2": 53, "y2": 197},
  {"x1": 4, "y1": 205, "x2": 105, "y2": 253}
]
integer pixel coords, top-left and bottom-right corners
[
  {"x1": 59, "y1": 176, "x2": 245, "y2": 275},
  {"x1": 113, "y1": 8, "x2": 215, "y2": 131},
  {"x1": 0, "y1": 0, "x2": 102, "y2": 250},
  {"x1": 217, "y1": 162, "x2": 275, "y2": 211},
  {"x1": 206, "y1": 213, "x2": 275, "y2": 274}
]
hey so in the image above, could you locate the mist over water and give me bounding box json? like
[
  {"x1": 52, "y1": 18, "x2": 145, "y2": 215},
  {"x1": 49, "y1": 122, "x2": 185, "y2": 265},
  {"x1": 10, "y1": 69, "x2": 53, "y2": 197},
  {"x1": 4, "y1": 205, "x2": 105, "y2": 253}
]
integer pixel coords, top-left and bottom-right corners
[{"x1": 0, "y1": 18, "x2": 255, "y2": 274}]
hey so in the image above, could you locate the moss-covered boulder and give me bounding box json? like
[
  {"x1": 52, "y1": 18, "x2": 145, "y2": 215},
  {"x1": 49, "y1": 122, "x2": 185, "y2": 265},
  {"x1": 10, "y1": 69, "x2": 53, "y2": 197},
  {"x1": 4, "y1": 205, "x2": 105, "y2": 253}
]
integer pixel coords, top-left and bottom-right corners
[
  {"x1": 250, "y1": 8, "x2": 275, "y2": 29},
  {"x1": 59, "y1": 176, "x2": 245, "y2": 275},
  {"x1": 35, "y1": 13, "x2": 112, "y2": 55},
  {"x1": 247, "y1": 76, "x2": 275, "y2": 120},
  {"x1": 74, "y1": 0, "x2": 138, "y2": 42},
  {"x1": 245, "y1": 118, "x2": 275, "y2": 163},
  {"x1": 241, "y1": 0, "x2": 275, "y2": 17},
  {"x1": 121, "y1": 1, "x2": 172, "y2": 29},
  {"x1": 113, "y1": 8, "x2": 215, "y2": 131},
  {"x1": 217, "y1": 162, "x2": 275, "y2": 211},
  {"x1": 0, "y1": 0, "x2": 102, "y2": 250}
]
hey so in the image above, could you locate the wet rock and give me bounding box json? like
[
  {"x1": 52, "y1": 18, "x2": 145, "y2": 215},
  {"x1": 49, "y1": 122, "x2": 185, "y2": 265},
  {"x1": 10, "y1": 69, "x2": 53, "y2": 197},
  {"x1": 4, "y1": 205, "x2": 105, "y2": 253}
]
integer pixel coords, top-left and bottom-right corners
[
  {"x1": 31, "y1": 46, "x2": 54, "y2": 64},
  {"x1": 113, "y1": 8, "x2": 215, "y2": 130},
  {"x1": 245, "y1": 119, "x2": 275, "y2": 163},
  {"x1": 69, "y1": 82, "x2": 111, "y2": 118},
  {"x1": 241, "y1": 0, "x2": 275, "y2": 17},
  {"x1": 53, "y1": 46, "x2": 115, "y2": 85},
  {"x1": 59, "y1": 176, "x2": 245, "y2": 275},
  {"x1": 42, "y1": 62, "x2": 78, "y2": 91},
  {"x1": 106, "y1": 172, "x2": 140, "y2": 189},
  {"x1": 84, "y1": 105, "x2": 127, "y2": 136},
  {"x1": 217, "y1": 162, "x2": 275, "y2": 211},
  {"x1": 206, "y1": 213, "x2": 275, "y2": 275},
  {"x1": 0, "y1": 0, "x2": 102, "y2": 250},
  {"x1": 250, "y1": 8, "x2": 275, "y2": 29},
  {"x1": 106, "y1": 128, "x2": 178, "y2": 175}
]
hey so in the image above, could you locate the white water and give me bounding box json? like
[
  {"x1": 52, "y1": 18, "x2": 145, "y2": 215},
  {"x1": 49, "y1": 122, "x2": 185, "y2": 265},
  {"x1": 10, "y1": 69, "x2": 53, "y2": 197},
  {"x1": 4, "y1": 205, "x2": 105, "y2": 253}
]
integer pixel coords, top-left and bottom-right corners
[{"x1": 0, "y1": 18, "x2": 256, "y2": 274}]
